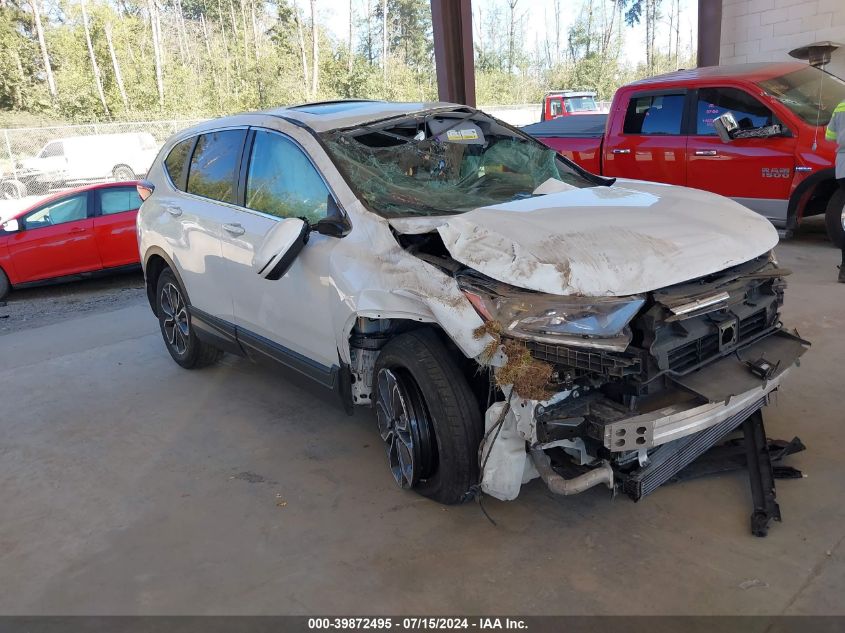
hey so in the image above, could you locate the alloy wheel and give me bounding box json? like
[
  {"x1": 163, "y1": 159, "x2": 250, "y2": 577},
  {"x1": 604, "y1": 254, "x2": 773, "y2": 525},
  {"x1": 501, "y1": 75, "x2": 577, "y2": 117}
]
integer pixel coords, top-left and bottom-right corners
[
  {"x1": 375, "y1": 368, "x2": 436, "y2": 489},
  {"x1": 160, "y1": 282, "x2": 190, "y2": 356}
]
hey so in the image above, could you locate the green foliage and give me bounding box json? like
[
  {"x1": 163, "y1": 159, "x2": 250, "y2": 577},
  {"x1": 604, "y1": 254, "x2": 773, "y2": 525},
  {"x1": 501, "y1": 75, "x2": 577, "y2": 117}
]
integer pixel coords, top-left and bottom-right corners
[{"x1": 0, "y1": 0, "x2": 695, "y2": 124}]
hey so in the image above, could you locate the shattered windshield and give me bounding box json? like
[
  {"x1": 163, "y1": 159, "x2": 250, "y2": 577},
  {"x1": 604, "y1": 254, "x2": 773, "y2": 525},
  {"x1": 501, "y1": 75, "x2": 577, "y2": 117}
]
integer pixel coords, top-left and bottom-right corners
[
  {"x1": 758, "y1": 67, "x2": 845, "y2": 127},
  {"x1": 321, "y1": 109, "x2": 599, "y2": 217}
]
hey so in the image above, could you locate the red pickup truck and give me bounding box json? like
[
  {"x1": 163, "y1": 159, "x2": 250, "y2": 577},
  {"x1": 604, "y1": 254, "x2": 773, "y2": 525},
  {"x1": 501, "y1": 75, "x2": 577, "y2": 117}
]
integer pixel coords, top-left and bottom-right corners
[
  {"x1": 540, "y1": 90, "x2": 601, "y2": 121},
  {"x1": 524, "y1": 62, "x2": 845, "y2": 246}
]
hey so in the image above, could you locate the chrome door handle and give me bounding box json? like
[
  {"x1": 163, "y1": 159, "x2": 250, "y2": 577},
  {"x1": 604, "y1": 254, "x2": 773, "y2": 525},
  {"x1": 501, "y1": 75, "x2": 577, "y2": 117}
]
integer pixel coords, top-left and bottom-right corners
[
  {"x1": 612, "y1": 148, "x2": 631, "y2": 154},
  {"x1": 694, "y1": 150, "x2": 718, "y2": 156},
  {"x1": 222, "y1": 223, "x2": 245, "y2": 236},
  {"x1": 164, "y1": 205, "x2": 182, "y2": 217}
]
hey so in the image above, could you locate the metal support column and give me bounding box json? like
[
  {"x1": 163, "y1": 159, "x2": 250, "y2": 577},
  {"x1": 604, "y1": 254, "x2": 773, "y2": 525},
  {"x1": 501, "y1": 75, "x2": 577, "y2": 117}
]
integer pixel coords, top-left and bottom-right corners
[
  {"x1": 697, "y1": 0, "x2": 723, "y2": 68},
  {"x1": 430, "y1": 0, "x2": 476, "y2": 107}
]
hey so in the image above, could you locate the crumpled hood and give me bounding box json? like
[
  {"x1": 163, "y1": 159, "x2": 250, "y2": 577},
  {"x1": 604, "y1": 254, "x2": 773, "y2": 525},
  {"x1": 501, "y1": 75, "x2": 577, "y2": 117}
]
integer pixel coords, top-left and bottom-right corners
[{"x1": 389, "y1": 180, "x2": 779, "y2": 296}]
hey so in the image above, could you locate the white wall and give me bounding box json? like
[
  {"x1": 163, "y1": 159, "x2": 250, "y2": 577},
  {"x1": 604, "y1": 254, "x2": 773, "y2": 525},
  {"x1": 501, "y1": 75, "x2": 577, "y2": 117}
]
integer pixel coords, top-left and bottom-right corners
[{"x1": 720, "y1": 0, "x2": 845, "y2": 78}]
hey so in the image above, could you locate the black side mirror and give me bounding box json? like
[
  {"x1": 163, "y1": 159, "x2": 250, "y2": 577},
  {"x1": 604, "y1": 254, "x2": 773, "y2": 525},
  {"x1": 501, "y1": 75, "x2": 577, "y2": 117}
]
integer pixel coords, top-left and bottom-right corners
[{"x1": 313, "y1": 195, "x2": 352, "y2": 238}]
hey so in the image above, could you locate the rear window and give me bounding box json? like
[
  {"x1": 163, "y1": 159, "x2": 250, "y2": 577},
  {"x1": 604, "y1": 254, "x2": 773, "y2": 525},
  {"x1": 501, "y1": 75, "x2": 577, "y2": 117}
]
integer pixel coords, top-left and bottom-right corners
[
  {"x1": 164, "y1": 138, "x2": 193, "y2": 189},
  {"x1": 186, "y1": 130, "x2": 246, "y2": 204},
  {"x1": 623, "y1": 93, "x2": 685, "y2": 135},
  {"x1": 100, "y1": 187, "x2": 142, "y2": 215}
]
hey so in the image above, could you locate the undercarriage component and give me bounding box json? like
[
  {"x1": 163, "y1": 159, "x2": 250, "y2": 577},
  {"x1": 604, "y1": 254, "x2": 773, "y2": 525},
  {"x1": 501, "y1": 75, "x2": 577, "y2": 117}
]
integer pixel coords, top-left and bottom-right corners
[
  {"x1": 530, "y1": 448, "x2": 613, "y2": 496},
  {"x1": 743, "y1": 411, "x2": 782, "y2": 537},
  {"x1": 669, "y1": 436, "x2": 805, "y2": 482}
]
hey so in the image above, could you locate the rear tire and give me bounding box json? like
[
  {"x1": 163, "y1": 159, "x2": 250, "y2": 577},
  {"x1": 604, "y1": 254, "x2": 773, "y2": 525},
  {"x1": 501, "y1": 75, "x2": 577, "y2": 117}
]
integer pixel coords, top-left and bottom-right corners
[
  {"x1": 0, "y1": 267, "x2": 10, "y2": 300},
  {"x1": 825, "y1": 189, "x2": 845, "y2": 249},
  {"x1": 155, "y1": 268, "x2": 222, "y2": 369},
  {"x1": 112, "y1": 164, "x2": 135, "y2": 180},
  {"x1": 373, "y1": 329, "x2": 483, "y2": 505}
]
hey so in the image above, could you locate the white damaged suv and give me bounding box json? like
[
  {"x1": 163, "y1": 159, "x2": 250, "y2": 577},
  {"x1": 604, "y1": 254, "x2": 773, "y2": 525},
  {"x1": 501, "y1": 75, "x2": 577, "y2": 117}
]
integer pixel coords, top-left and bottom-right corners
[{"x1": 137, "y1": 101, "x2": 807, "y2": 505}]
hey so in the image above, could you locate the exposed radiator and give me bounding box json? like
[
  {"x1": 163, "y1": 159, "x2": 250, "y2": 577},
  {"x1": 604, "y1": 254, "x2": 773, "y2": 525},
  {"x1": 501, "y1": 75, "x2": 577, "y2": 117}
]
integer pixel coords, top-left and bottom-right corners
[{"x1": 622, "y1": 396, "x2": 767, "y2": 500}]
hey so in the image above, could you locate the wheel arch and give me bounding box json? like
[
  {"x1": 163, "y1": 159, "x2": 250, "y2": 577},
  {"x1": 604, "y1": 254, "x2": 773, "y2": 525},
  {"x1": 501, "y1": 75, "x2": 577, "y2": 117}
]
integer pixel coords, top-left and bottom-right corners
[
  {"x1": 788, "y1": 168, "x2": 837, "y2": 228},
  {"x1": 142, "y1": 247, "x2": 189, "y2": 316},
  {"x1": 344, "y1": 315, "x2": 490, "y2": 411}
]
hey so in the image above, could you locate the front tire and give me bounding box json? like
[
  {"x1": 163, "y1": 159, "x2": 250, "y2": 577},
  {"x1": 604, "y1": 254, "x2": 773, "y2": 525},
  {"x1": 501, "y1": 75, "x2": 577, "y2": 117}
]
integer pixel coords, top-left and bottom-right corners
[
  {"x1": 155, "y1": 268, "x2": 222, "y2": 369},
  {"x1": 0, "y1": 267, "x2": 10, "y2": 300},
  {"x1": 373, "y1": 329, "x2": 483, "y2": 505},
  {"x1": 825, "y1": 189, "x2": 845, "y2": 249}
]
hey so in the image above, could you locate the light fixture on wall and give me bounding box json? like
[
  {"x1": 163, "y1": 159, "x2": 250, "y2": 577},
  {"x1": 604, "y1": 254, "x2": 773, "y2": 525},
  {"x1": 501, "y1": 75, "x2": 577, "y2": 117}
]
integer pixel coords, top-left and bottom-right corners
[{"x1": 788, "y1": 41, "x2": 842, "y2": 68}]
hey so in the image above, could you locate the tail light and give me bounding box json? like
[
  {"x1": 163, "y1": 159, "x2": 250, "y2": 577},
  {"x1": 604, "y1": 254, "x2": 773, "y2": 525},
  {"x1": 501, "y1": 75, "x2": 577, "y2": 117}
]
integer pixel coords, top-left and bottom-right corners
[{"x1": 137, "y1": 180, "x2": 155, "y2": 201}]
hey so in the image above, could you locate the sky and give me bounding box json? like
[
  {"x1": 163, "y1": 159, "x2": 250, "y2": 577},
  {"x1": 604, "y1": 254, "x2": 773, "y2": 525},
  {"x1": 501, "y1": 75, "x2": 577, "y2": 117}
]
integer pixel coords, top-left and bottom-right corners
[{"x1": 297, "y1": 0, "x2": 699, "y2": 67}]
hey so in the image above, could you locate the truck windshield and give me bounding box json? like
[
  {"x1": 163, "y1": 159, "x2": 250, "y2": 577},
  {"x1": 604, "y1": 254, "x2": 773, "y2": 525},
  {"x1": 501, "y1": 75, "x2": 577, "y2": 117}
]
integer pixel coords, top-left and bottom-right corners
[
  {"x1": 757, "y1": 67, "x2": 845, "y2": 127},
  {"x1": 321, "y1": 110, "x2": 598, "y2": 218},
  {"x1": 566, "y1": 96, "x2": 599, "y2": 113}
]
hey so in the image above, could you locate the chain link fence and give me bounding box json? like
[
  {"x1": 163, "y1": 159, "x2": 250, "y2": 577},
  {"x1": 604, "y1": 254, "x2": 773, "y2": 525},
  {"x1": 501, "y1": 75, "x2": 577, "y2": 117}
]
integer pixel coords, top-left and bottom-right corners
[{"x1": 0, "y1": 119, "x2": 204, "y2": 208}]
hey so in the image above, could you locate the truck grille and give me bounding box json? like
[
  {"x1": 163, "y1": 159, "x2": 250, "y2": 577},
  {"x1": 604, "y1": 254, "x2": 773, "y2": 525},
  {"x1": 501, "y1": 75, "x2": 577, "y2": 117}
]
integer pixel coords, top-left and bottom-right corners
[{"x1": 667, "y1": 310, "x2": 770, "y2": 373}]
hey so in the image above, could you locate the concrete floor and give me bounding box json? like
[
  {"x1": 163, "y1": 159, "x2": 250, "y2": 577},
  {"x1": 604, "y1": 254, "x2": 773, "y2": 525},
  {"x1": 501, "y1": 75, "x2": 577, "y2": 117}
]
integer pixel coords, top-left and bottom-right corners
[{"x1": 1, "y1": 225, "x2": 844, "y2": 615}]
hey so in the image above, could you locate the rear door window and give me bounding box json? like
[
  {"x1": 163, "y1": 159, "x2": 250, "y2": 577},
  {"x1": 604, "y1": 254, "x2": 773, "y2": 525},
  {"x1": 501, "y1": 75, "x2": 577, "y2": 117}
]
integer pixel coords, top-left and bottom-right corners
[
  {"x1": 186, "y1": 130, "x2": 247, "y2": 204},
  {"x1": 695, "y1": 87, "x2": 774, "y2": 135},
  {"x1": 623, "y1": 93, "x2": 686, "y2": 135},
  {"x1": 164, "y1": 138, "x2": 194, "y2": 190},
  {"x1": 100, "y1": 187, "x2": 143, "y2": 215}
]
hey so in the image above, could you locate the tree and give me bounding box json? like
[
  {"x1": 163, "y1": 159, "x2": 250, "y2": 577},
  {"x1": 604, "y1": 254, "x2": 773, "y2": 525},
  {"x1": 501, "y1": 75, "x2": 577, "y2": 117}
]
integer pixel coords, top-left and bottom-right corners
[
  {"x1": 620, "y1": 0, "x2": 663, "y2": 74},
  {"x1": 104, "y1": 22, "x2": 129, "y2": 110},
  {"x1": 30, "y1": 0, "x2": 57, "y2": 102},
  {"x1": 147, "y1": 0, "x2": 164, "y2": 108},
  {"x1": 310, "y1": 0, "x2": 318, "y2": 96},
  {"x1": 381, "y1": 0, "x2": 387, "y2": 76},
  {"x1": 80, "y1": 0, "x2": 110, "y2": 117}
]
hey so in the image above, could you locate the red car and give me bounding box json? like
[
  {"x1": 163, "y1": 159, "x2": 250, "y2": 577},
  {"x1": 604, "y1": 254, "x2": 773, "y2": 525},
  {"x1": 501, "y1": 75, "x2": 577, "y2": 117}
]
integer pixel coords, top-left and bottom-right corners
[
  {"x1": 524, "y1": 63, "x2": 845, "y2": 246},
  {"x1": 0, "y1": 182, "x2": 142, "y2": 299}
]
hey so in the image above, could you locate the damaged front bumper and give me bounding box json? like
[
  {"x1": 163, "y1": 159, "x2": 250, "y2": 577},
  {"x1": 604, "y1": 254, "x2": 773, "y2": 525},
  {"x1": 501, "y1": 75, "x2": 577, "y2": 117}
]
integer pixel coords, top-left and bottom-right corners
[{"x1": 480, "y1": 330, "x2": 808, "y2": 501}]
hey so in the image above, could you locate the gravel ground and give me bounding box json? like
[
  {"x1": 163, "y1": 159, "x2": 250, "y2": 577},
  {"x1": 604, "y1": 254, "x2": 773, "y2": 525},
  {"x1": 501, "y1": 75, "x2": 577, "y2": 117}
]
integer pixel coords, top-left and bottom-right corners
[{"x1": 0, "y1": 271, "x2": 147, "y2": 335}]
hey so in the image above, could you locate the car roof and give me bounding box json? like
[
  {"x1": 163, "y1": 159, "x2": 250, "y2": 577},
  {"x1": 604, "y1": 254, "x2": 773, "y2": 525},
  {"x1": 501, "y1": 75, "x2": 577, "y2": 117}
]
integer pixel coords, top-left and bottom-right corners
[
  {"x1": 626, "y1": 62, "x2": 810, "y2": 87},
  {"x1": 11, "y1": 181, "x2": 140, "y2": 219},
  {"x1": 263, "y1": 99, "x2": 466, "y2": 133}
]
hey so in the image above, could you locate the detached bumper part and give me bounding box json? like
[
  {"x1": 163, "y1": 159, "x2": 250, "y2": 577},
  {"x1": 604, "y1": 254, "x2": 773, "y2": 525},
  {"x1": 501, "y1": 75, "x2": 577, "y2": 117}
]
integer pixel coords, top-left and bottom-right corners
[
  {"x1": 481, "y1": 330, "x2": 807, "y2": 504},
  {"x1": 603, "y1": 330, "x2": 806, "y2": 453}
]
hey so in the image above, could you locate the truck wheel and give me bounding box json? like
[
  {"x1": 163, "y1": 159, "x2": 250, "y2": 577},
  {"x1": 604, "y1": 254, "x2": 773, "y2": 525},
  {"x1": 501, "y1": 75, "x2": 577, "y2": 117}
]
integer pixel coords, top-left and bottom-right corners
[
  {"x1": 373, "y1": 329, "x2": 483, "y2": 505},
  {"x1": 825, "y1": 189, "x2": 845, "y2": 249},
  {"x1": 112, "y1": 164, "x2": 135, "y2": 180},
  {"x1": 155, "y1": 268, "x2": 222, "y2": 369},
  {"x1": 1, "y1": 179, "x2": 26, "y2": 200},
  {"x1": 0, "y1": 267, "x2": 10, "y2": 300}
]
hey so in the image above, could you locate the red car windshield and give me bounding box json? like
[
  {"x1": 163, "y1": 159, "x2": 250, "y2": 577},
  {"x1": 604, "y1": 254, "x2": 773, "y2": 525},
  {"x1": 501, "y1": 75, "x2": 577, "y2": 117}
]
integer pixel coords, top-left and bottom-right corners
[{"x1": 757, "y1": 67, "x2": 845, "y2": 127}]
